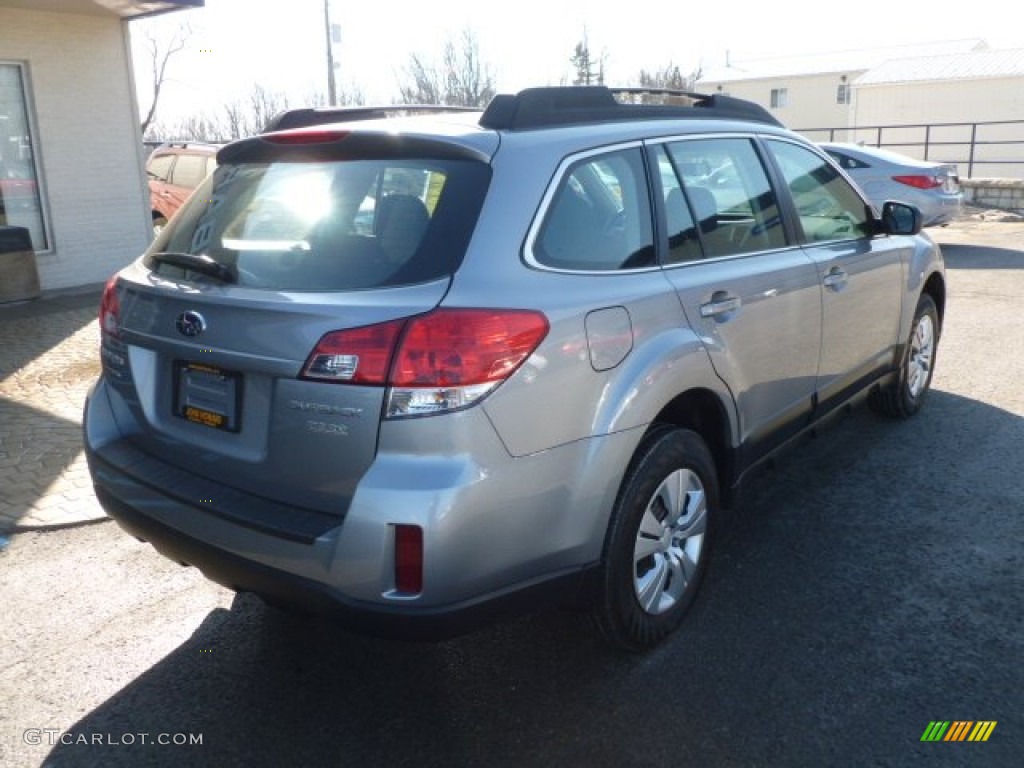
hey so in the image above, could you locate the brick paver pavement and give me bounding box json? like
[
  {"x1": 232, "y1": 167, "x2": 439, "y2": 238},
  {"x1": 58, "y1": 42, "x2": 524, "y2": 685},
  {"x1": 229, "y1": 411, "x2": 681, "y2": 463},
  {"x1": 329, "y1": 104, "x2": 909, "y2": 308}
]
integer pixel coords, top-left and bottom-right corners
[{"x1": 0, "y1": 291, "x2": 106, "y2": 532}]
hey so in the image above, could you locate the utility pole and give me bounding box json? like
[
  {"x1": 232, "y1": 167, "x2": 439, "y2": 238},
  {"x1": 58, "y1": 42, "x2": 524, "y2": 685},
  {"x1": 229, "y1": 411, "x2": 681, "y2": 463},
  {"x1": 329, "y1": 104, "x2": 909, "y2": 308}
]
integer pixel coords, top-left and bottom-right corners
[{"x1": 324, "y1": 0, "x2": 337, "y2": 105}]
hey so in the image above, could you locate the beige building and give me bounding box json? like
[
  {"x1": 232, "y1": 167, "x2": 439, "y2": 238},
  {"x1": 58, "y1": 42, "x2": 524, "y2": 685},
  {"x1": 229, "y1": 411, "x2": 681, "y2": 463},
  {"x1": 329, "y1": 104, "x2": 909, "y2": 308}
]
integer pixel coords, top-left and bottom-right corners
[
  {"x1": 0, "y1": 0, "x2": 201, "y2": 297},
  {"x1": 696, "y1": 40, "x2": 1024, "y2": 177}
]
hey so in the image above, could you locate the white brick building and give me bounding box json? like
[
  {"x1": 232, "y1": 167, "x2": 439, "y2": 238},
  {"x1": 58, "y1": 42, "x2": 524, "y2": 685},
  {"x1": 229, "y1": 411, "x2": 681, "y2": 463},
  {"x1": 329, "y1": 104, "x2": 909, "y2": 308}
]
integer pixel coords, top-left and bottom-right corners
[{"x1": 0, "y1": 0, "x2": 201, "y2": 295}]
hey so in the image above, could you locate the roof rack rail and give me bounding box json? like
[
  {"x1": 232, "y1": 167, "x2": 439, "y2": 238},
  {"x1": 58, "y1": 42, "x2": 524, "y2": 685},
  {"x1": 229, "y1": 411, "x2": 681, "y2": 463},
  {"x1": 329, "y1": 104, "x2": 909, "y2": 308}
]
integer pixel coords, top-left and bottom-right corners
[
  {"x1": 263, "y1": 105, "x2": 480, "y2": 133},
  {"x1": 478, "y1": 86, "x2": 783, "y2": 131}
]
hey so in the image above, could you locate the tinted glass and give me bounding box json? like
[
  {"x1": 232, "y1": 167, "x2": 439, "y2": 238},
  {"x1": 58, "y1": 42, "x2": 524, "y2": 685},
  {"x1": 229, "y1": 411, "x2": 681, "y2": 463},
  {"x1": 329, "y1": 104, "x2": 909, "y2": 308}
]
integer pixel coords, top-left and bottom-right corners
[
  {"x1": 767, "y1": 140, "x2": 872, "y2": 243},
  {"x1": 653, "y1": 145, "x2": 701, "y2": 264},
  {"x1": 534, "y1": 147, "x2": 655, "y2": 271},
  {"x1": 667, "y1": 138, "x2": 787, "y2": 258},
  {"x1": 148, "y1": 157, "x2": 490, "y2": 291},
  {"x1": 825, "y1": 150, "x2": 869, "y2": 170}
]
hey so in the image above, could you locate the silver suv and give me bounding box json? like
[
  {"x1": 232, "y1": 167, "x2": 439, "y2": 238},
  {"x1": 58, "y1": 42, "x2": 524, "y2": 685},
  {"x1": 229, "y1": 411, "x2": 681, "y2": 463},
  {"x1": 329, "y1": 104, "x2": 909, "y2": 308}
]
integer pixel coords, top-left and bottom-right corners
[{"x1": 85, "y1": 87, "x2": 945, "y2": 650}]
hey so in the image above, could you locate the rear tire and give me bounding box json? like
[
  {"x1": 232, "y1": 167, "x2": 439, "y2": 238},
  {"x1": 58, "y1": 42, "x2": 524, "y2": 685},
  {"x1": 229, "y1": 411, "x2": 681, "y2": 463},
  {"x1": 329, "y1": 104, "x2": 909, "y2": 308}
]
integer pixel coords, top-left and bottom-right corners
[
  {"x1": 592, "y1": 427, "x2": 718, "y2": 652},
  {"x1": 870, "y1": 294, "x2": 939, "y2": 419}
]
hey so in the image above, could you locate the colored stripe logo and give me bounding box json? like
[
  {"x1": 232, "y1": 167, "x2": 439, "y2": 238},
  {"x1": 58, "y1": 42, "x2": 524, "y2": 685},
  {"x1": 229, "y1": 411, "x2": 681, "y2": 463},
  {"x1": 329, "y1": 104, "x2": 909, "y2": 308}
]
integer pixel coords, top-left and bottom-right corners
[{"x1": 920, "y1": 721, "x2": 997, "y2": 742}]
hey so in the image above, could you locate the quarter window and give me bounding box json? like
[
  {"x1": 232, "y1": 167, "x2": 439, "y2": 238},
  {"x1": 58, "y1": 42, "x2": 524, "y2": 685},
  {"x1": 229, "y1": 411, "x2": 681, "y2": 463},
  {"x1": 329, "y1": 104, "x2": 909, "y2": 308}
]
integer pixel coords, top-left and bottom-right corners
[
  {"x1": 766, "y1": 140, "x2": 871, "y2": 243},
  {"x1": 533, "y1": 147, "x2": 655, "y2": 271}
]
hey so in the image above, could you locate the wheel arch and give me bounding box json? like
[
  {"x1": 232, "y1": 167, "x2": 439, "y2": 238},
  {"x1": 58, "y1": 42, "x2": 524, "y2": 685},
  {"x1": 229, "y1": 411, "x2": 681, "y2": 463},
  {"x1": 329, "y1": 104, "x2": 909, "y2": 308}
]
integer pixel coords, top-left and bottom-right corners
[
  {"x1": 922, "y1": 270, "x2": 946, "y2": 331},
  {"x1": 646, "y1": 388, "x2": 737, "y2": 508}
]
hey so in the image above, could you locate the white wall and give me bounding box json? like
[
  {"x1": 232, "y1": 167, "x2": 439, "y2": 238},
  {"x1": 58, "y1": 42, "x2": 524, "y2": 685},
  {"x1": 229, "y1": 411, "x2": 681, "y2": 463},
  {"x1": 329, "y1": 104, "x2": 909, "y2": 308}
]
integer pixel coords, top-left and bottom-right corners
[
  {"x1": 698, "y1": 73, "x2": 858, "y2": 134},
  {"x1": 1, "y1": 7, "x2": 151, "y2": 291},
  {"x1": 851, "y1": 77, "x2": 1024, "y2": 175}
]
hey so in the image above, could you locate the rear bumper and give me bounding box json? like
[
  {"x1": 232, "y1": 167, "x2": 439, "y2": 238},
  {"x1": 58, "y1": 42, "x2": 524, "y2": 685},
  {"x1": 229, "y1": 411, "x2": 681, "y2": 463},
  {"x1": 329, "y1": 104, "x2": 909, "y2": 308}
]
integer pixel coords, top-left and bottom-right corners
[
  {"x1": 84, "y1": 377, "x2": 622, "y2": 640},
  {"x1": 92, "y1": 482, "x2": 592, "y2": 640}
]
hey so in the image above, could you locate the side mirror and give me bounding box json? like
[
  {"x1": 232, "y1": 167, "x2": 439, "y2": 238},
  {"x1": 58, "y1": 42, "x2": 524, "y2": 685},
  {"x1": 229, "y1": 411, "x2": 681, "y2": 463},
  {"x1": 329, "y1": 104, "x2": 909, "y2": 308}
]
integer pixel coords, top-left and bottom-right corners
[{"x1": 880, "y1": 201, "x2": 923, "y2": 236}]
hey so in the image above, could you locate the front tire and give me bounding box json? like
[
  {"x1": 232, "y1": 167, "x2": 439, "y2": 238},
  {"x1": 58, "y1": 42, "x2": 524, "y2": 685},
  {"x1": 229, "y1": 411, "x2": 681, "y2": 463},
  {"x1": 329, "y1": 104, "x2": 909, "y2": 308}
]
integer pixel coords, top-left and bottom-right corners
[
  {"x1": 870, "y1": 293, "x2": 939, "y2": 419},
  {"x1": 592, "y1": 427, "x2": 718, "y2": 652}
]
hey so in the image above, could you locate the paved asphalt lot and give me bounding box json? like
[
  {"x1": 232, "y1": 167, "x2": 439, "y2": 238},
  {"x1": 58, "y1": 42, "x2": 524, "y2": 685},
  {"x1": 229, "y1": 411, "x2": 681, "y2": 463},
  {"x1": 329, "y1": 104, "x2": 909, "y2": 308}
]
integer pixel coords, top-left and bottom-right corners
[{"x1": 1, "y1": 217, "x2": 1022, "y2": 767}]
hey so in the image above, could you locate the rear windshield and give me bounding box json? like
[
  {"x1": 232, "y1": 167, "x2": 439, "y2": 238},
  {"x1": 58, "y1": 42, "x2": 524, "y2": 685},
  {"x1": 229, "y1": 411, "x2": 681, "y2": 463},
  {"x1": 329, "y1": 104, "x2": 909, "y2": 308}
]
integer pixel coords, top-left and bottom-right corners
[{"x1": 146, "y1": 157, "x2": 490, "y2": 290}]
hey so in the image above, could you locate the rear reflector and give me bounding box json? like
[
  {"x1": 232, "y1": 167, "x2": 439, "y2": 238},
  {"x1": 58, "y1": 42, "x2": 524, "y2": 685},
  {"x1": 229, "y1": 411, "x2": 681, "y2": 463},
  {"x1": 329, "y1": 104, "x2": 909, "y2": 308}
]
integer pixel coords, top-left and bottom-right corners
[
  {"x1": 394, "y1": 525, "x2": 423, "y2": 594},
  {"x1": 892, "y1": 174, "x2": 943, "y2": 190}
]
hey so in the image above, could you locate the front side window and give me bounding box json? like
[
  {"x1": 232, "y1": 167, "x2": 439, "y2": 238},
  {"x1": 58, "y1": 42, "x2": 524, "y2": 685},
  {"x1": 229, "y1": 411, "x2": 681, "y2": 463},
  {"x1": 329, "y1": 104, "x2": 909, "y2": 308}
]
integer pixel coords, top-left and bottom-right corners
[
  {"x1": 149, "y1": 156, "x2": 489, "y2": 291},
  {"x1": 766, "y1": 139, "x2": 872, "y2": 243},
  {"x1": 0, "y1": 62, "x2": 48, "y2": 251},
  {"x1": 665, "y1": 137, "x2": 787, "y2": 259},
  {"x1": 533, "y1": 147, "x2": 654, "y2": 271}
]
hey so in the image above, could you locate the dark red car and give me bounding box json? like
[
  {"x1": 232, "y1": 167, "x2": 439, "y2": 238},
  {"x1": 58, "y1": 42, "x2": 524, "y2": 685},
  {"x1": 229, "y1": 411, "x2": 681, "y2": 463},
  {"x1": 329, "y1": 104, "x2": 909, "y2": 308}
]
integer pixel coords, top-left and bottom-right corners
[{"x1": 146, "y1": 142, "x2": 219, "y2": 235}]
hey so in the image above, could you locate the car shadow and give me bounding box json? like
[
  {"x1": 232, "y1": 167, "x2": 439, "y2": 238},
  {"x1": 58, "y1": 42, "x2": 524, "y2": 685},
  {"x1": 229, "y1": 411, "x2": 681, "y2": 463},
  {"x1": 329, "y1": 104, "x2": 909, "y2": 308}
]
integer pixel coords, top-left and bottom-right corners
[
  {"x1": 936, "y1": 242, "x2": 1024, "y2": 270},
  {"x1": 41, "y1": 389, "x2": 1024, "y2": 767}
]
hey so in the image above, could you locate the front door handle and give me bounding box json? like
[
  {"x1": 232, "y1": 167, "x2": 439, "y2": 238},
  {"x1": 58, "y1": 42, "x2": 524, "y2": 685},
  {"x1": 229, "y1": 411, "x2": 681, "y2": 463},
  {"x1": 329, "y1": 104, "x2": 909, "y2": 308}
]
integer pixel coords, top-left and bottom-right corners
[
  {"x1": 700, "y1": 295, "x2": 742, "y2": 318},
  {"x1": 823, "y1": 268, "x2": 848, "y2": 291}
]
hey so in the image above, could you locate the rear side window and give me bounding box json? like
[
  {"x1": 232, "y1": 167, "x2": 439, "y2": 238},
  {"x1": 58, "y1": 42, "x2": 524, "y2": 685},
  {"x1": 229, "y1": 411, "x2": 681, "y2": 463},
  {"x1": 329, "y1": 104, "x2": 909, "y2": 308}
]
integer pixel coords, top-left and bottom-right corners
[
  {"x1": 148, "y1": 158, "x2": 490, "y2": 291},
  {"x1": 665, "y1": 138, "x2": 787, "y2": 258},
  {"x1": 533, "y1": 147, "x2": 655, "y2": 271}
]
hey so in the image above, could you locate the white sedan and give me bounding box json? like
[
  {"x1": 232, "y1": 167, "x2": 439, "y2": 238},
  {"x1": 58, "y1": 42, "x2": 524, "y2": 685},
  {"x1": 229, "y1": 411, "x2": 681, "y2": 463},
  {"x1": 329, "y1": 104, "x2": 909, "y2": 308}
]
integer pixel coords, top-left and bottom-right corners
[{"x1": 820, "y1": 142, "x2": 963, "y2": 227}]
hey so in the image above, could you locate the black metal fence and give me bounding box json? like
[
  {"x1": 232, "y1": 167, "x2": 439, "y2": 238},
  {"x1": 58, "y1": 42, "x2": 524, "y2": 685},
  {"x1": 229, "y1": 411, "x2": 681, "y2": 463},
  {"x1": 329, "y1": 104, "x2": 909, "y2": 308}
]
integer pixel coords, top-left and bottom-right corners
[{"x1": 797, "y1": 120, "x2": 1024, "y2": 179}]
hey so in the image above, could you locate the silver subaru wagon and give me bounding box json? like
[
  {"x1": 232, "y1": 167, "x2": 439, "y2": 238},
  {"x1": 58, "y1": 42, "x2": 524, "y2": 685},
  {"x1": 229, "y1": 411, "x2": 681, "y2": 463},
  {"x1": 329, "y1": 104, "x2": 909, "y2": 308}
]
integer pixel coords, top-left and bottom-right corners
[{"x1": 85, "y1": 87, "x2": 944, "y2": 650}]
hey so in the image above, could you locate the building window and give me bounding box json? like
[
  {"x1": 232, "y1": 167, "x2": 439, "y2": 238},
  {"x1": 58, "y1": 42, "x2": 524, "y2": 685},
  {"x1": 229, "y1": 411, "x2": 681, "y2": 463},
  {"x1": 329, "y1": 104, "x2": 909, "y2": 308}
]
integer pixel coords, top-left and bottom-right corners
[
  {"x1": 836, "y1": 83, "x2": 851, "y2": 105},
  {"x1": 770, "y1": 88, "x2": 788, "y2": 109},
  {"x1": 0, "y1": 62, "x2": 48, "y2": 251}
]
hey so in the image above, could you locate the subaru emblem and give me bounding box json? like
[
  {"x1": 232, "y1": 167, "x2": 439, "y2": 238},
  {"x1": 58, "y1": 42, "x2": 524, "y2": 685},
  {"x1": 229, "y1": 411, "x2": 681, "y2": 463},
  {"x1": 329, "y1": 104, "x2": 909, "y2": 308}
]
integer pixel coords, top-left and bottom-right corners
[{"x1": 175, "y1": 310, "x2": 207, "y2": 338}]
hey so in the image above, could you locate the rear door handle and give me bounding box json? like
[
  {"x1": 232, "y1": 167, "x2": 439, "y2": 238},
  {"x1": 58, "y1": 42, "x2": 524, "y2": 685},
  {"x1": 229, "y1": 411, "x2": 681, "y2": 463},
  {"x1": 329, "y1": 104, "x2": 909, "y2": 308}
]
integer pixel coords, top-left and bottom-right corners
[{"x1": 700, "y1": 295, "x2": 742, "y2": 318}]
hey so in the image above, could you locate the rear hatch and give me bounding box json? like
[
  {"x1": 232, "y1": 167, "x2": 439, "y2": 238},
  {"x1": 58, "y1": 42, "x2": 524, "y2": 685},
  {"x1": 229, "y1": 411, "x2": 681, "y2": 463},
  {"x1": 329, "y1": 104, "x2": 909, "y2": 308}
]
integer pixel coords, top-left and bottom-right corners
[{"x1": 99, "y1": 126, "x2": 494, "y2": 535}]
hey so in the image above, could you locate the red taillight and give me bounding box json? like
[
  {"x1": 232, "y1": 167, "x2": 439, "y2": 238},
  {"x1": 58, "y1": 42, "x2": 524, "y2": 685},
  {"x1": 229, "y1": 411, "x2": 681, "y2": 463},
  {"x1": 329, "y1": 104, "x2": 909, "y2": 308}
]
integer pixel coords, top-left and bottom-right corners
[
  {"x1": 264, "y1": 128, "x2": 350, "y2": 145},
  {"x1": 892, "y1": 174, "x2": 943, "y2": 190},
  {"x1": 302, "y1": 319, "x2": 406, "y2": 384},
  {"x1": 394, "y1": 524, "x2": 423, "y2": 594},
  {"x1": 392, "y1": 309, "x2": 549, "y2": 387},
  {"x1": 302, "y1": 309, "x2": 548, "y2": 386},
  {"x1": 99, "y1": 275, "x2": 120, "y2": 336},
  {"x1": 302, "y1": 308, "x2": 549, "y2": 416}
]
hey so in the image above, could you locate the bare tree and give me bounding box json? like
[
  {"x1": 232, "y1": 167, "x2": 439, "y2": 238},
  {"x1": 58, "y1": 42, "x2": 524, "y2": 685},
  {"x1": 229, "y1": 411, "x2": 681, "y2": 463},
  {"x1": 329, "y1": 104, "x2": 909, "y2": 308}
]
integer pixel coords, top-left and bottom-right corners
[
  {"x1": 570, "y1": 32, "x2": 605, "y2": 86},
  {"x1": 398, "y1": 53, "x2": 443, "y2": 105},
  {"x1": 397, "y1": 29, "x2": 496, "y2": 107},
  {"x1": 137, "y1": 20, "x2": 192, "y2": 137},
  {"x1": 622, "y1": 63, "x2": 705, "y2": 103},
  {"x1": 635, "y1": 63, "x2": 692, "y2": 91}
]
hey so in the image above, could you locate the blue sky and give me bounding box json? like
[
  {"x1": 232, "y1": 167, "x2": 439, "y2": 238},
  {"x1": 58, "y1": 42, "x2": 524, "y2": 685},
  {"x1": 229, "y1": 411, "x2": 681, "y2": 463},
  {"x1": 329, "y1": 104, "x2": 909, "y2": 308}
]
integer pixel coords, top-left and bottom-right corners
[{"x1": 131, "y1": 0, "x2": 1024, "y2": 123}]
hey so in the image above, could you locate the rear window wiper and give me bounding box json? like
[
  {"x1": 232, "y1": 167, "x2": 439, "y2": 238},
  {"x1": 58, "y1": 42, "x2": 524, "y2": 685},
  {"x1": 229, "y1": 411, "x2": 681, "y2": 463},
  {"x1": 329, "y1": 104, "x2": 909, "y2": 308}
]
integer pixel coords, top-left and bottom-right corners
[{"x1": 150, "y1": 252, "x2": 236, "y2": 284}]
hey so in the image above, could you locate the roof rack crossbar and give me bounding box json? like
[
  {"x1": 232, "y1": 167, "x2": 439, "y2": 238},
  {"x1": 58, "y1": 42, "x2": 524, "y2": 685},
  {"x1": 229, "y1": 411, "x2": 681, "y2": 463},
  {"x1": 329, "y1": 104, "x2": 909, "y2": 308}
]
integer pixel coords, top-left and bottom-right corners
[{"x1": 478, "y1": 86, "x2": 782, "y2": 131}]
